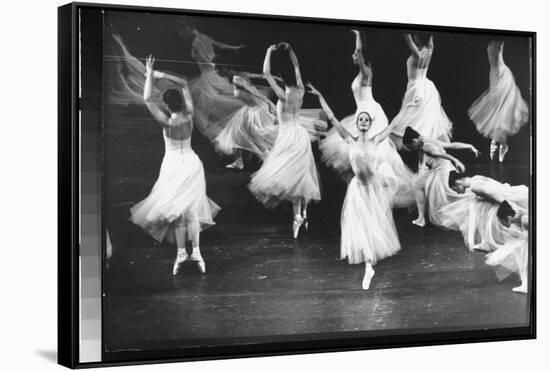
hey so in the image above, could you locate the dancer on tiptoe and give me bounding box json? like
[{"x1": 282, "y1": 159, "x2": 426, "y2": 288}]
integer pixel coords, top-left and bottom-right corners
[
  {"x1": 207, "y1": 71, "x2": 278, "y2": 170},
  {"x1": 390, "y1": 34, "x2": 453, "y2": 148},
  {"x1": 130, "y1": 55, "x2": 220, "y2": 275},
  {"x1": 248, "y1": 42, "x2": 326, "y2": 239},
  {"x1": 319, "y1": 30, "x2": 414, "y2": 207},
  {"x1": 468, "y1": 41, "x2": 529, "y2": 162},
  {"x1": 401, "y1": 127, "x2": 480, "y2": 228},
  {"x1": 443, "y1": 172, "x2": 529, "y2": 293},
  {"x1": 308, "y1": 82, "x2": 404, "y2": 290}
]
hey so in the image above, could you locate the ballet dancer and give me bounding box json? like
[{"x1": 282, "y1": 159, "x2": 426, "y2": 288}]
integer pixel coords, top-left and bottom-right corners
[
  {"x1": 308, "y1": 82, "x2": 404, "y2": 290},
  {"x1": 182, "y1": 28, "x2": 250, "y2": 139},
  {"x1": 442, "y1": 171, "x2": 528, "y2": 250},
  {"x1": 248, "y1": 42, "x2": 326, "y2": 239},
  {"x1": 208, "y1": 70, "x2": 278, "y2": 170},
  {"x1": 485, "y1": 202, "x2": 529, "y2": 293},
  {"x1": 390, "y1": 34, "x2": 453, "y2": 148},
  {"x1": 319, "y1": 29, "x2": 415, "y2": 207},
  {"x1": 130, "y1": 55, "x2": 220, "y2": 275},
  {"x1": 442, "y1": 174, "x2": 529, "y2": 293},
  {"x1": 402, "y1": 127, "x2": 480, "y2": 227},
  {"x1": 468, "y1": 41, "x2": 529, "y2": 162}
]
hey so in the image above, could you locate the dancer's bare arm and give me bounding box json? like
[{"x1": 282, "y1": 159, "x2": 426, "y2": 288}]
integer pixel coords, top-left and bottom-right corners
[
  {"x1": 423, "y1": 143, "x2": 466, "y2": 173},
  {"x1": 143, "y1": 55, "x2": 169, "y2": 124},
  {"x1": 352, "y1": 29, "x2": 372, "y2": 86},
  {"x1": 405, "y1": 33, "x2": 421, "y2": 58},
  {"x1": 440, "y1": 141, "x2": 481, "y2": 157},
  {"x1": 263, "y1": 44, "x2": 286, "y2": 100},
  {"x1": 307, "y1": 83, "x2": 352, "y2": 141},
  {"x1": 281, "y1": 42, "x2": 304, "y2": 90}
]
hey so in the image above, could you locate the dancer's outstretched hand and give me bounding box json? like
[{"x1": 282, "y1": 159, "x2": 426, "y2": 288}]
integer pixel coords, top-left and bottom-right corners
[
  {"x1": 267, "y1": 44, "x2": 278, "y2": 52},
  {"x1": 306, "y1": 82, "x2": 321, "y2": 96}
]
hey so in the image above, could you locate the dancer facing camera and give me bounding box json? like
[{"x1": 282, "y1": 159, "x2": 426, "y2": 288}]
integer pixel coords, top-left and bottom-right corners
[
  {"x1": 308, "y1": 82, "x2": 403, "y2": 290},
  {"x1": 402, "y1": 127, "x2": 480, "y2": 228},
  {"x1": 390, "y1": 33, "x2": 453, "y2": 149},
  {"x1": 319, "y1": 29, "x2": 415, "y2": 208},
  {"x1": 468, "y1": 41, "x2": 529, "y2": 162},
  {"x1": 248, "y1": 42, "x2": 326, "y2": 239},
  {"x1": 130, "y1": 55, "x2": 220, "y2": 276}
]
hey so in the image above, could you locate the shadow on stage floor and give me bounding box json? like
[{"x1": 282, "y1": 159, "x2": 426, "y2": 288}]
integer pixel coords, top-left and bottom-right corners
[{"x1": 102, "y1": 106, "x2": 531, "y2": 352}]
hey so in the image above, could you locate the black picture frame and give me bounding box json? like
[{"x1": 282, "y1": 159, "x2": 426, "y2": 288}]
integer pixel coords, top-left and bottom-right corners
[{"x1": 58, "y1": 2, "x2": 536, "y2": 368}]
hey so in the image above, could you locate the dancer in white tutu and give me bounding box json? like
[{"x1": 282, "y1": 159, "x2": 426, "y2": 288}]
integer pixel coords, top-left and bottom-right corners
[
  {"x1": 130, "y1": 55, "x2": 220, "y2": 275},
  {"x1": 390, "y1": 34, "x2": 453, "y2": 148},
  {"x1": 468, "y1": 41, "x2": 529, "y2": 162},
  {"x1": 486, "y1": 202, "x2": 529, "y2": 294},
  {"x1": 308, "y1": 82, "x2": 403, "y2": 290},
  {"x1": 319, "y1": 29, "x2": 415, "y2": 207},
  {"x1": 402, "y1": 127, "x2": 480, "y2": 227},
  {"x1": 207, "y1": 71, "x2": 278, "y2": 170},
  {"x1": 442, "y1": 174, "x2": 529, "y2": 293},
  {"x1": 248, "y1": 42, "x2": 326, "y2": 239},
  {"x1": 182, "y1": 28, "x2": 250, "y2": 139}
]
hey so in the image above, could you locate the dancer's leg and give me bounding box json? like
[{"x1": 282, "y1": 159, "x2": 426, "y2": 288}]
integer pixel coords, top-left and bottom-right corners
[
  {"x1": 362, "y1": 260, "x2": 375, "y2": 290},
  {"x1": 173, "y1": 217, "x2": 190, "y2": 275},
  {"x1": 490, "y1": 140, "x2": 498, "y2": 160},
  {"x1": 499, "y1": 140, "x2": 509, "y2": 163},
  {"x1": 292, "y1": 200, "x2": 305, "y2": 239},
  {"x1": 302, "y1": 200, "x2": 309, "y2": 230},
  {"x1": 188, "y1": 219, "x2": 205, "y2": 273},
  {"x1": 513, "y1": 248, "x2": 528, "y2": 294},
  {"x1": 412, "y1": 187, "x2": 427, "y2": 227}
]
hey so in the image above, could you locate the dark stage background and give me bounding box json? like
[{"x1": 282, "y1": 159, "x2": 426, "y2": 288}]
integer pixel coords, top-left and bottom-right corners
[{"x1": 101, "y1": 10, "x2": 532, "y2": 353}]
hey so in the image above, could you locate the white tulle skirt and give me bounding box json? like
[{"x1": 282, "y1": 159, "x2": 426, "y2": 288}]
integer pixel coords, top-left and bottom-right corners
[
  {"x1": 438, "y1": 193, "x2": 526, "y2": 250},
  {"x1": 340, "y1": 177, "x2": 401, "y2": 265},
  {"x1": 485, "y1": 237, "x2": 528, "y2": 282},
  {"x1": 130, "y1": 141, "x2": 221, "y2": 243},
  {"x1": 390, "y1": 77, "x2": 453, "y2": 147},
  {"x1": 414, "y1": 161, "x2": 466, "y2": 227},
  {"x1": 248, "y1": 117, "x2": 322, "y2": 207},
  {"x1": 189, "y1": 69, "x2": 245, "y2": 140},
  {"x1": 469, "y1": 65, "x2": 529, "y2": 142},
  {"x1": 210, "y1": 104, "x2": 278, "y2": 158}
]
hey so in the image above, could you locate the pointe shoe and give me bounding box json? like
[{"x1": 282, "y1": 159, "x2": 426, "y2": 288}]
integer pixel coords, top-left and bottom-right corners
[
  {"x1": 293, "y1": 215, "x2": 305, "y2": 239},
  {"x1": 190, "y1": 253, "x2": 206, "y2": 274},
  {"x1": 498, "y1": 143, "x2": 509, "y2": 163},
  {"x1": 412, "y1": 217, "x2": 426, "y2": 227},
  {"x1": 512, "y1": 283, "x2": 527, "y2": 294},
  {"x1": 226, "y1": 158, "x2": 244, "y2": 170},
  {"x1": 362, "y1": 265, "x2": 375, "y2": 290},
  {"x1": 172, "y1": 255, "x2": 189, "y2": 276},
  {"x1": 490, "y1": 140, "x2": 498, "y2": 160}
]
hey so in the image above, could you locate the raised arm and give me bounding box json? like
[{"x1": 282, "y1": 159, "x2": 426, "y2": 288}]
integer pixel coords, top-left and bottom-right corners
[
  {"x1": 440, "y1": 141, "x2": 481, "y2": 157},
  {"x1": 212, "y1": 39, "x2": 245, "y2": 51},
  {"x1": 281, "y1": 43, "x2": 304, "y2": 90},
  {"x1": 372, "y1": 117, "x2": 401, "y2": 145},
  {"x1": 427, "y1": 35, "x2": 434, "y2": 51},
  {"x1": 263, "y1": 44, "x2": 286, "y2": 100},
  {"x1": 422, "y1": 143, "x2": 466, "y2": 173},
  {"x1": 307, "y1": 83, "x2": 352, "y2": 141},
  {"x1": 240, "y1": 71, "x2": 284, "y2": 84},
  {"x1": 143, "y1": 55, "x2": 169, "y2": 124},
  {"x1": 404, "y1": 33, "x2": 421, "y2": 58},
  {"x1": 352, "y1": 29, "x2": 372, "y2": 85}
]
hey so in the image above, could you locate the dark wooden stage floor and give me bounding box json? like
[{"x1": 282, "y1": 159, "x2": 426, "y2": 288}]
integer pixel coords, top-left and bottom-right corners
[{"x1": 103, "y1": 106, "x2": 531, "y2": 352}]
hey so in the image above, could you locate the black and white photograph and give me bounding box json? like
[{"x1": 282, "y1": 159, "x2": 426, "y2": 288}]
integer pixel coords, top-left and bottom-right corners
[{"x1": 94, "y1": 6, "x2": 533, "y2": 357}]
